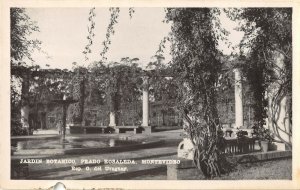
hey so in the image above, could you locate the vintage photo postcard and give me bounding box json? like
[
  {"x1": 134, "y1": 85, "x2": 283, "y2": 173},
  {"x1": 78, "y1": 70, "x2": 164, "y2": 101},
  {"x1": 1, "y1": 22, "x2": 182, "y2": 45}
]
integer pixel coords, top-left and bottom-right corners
[{"x1": 1, "y1": 0, "x2": 300, "y2": 189}]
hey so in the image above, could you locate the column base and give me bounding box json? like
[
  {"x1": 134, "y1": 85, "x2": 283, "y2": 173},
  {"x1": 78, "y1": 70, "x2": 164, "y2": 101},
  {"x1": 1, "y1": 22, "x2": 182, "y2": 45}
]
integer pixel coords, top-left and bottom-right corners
[
  {"x1": 65, "y1": 127, "x2": 70, "y2": 135},
  {"x1": 108, "y1": 126, "x2": 117, "y2": 133},
  {"x1": 142, "y1": 126, "x2": 152, "y2": 134}
]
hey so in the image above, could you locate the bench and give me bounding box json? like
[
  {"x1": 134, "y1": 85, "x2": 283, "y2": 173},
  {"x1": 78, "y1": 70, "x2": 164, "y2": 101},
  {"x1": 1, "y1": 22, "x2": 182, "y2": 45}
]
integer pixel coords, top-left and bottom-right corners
[
  {"x1": 114, "y1": 126, "x2": 142, "y2": 134},
  {"x1": 69, "y1": 126, "x2": 108, "y2": 134}
]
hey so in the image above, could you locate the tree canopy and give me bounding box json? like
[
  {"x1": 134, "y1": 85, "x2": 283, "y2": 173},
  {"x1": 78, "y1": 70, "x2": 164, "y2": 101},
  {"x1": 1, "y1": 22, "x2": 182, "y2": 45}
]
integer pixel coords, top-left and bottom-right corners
[{"x1": 10, "y1": 8, "x2": 41, "y2": 66}]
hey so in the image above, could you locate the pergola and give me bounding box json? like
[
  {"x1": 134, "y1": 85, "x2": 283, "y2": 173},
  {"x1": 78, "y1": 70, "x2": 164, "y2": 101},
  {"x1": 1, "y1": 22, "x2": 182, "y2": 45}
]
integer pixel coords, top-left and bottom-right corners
[
  {"x1": 12, "y1": 64, "x2": 245, "y2": 134},
  {"x1": 104, "y1": 67, "x2": 245, "y2": 133}
]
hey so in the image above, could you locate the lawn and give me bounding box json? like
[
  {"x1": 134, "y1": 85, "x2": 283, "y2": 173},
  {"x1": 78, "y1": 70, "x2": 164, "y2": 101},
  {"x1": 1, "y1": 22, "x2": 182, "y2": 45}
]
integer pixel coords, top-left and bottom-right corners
[
  {"x1": 216, "y1": 158, "x2": 292, "y2": 180},
  {"x1": 130, "y1": 158, "x2": 292, "y2": 180}
]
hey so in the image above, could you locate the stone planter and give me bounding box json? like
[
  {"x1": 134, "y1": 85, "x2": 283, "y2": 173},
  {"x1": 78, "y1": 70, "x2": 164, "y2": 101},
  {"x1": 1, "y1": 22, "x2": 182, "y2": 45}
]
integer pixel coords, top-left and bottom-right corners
[
  {"x1": 177, "y1": 138, "x2": 194, "y2": 160},
  {"x1": 260, "y1": 140, "x2": 269, "y2": 152}
]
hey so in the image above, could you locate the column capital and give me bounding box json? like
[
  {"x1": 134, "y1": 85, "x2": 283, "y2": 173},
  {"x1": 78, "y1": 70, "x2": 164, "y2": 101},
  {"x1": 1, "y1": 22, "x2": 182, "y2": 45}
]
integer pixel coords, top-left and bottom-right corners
[{"x1": 142, "y1": 75, "x2": 149, "y2": 89}]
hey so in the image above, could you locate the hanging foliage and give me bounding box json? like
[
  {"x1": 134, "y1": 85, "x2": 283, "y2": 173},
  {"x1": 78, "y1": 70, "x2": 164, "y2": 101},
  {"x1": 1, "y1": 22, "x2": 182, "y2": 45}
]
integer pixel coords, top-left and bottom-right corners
[
  {"x1": 100, "y1": 7, "x2": 120, "y2": 61},
  {"x1": 83, "y1": 7, "x2": 96, "y2": 61}
]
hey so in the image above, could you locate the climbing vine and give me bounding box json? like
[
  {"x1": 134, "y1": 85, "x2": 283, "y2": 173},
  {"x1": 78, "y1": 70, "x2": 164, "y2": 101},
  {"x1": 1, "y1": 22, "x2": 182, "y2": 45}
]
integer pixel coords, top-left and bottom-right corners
[
  {"x1": 226, "y1": 8, "x2": 292, "y2": 147},
  {"x1": 165, "y1": 8, "x2": 232, "y2": 178},
  {"x1": 100, "y1": 8, "x2": 120, "y2": 61}
]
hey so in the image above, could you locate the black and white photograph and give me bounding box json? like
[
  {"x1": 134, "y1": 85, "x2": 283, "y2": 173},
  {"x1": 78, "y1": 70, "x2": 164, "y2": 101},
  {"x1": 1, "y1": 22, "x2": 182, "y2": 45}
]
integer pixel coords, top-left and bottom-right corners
[{"x1": 1, "y1": 2, "x2": 299, "y2": 189}]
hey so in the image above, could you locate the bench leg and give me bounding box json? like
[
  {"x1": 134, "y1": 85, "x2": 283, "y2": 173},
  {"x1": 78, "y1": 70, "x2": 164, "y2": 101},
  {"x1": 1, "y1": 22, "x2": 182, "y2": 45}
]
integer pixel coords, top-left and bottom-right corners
[
  {"x1": 134, "y1": 128, "x2": 137, "y2": 134},
  {"x1": 115, "y1": 128, "x2": 120, "y2": 134}
]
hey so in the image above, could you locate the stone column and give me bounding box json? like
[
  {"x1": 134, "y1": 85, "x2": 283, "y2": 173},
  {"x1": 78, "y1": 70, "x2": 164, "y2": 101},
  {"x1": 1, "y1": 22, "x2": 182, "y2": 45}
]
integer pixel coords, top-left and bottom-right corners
[
  {"x1": 142, "y1": 76, "x2": 151, "y2": 133},
  {"x1": 20, "y1": 106, "x2": 30, "y2": 129},
  {"x1": 234, "y1": 68, "x2": 243, "y2": 128},
  {"x1": 109, "y1": 112, "x2": 116, "y2": 127}
]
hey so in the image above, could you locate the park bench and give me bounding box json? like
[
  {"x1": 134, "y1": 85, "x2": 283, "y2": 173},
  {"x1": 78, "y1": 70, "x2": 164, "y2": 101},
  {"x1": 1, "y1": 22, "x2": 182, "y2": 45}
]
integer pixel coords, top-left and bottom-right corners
[
  {"x1": 114, "y1": 125, "x2": 142, "y2": 134},
  {"x1": 69, "y1": 126, "x2": 107, "y2": 134}
]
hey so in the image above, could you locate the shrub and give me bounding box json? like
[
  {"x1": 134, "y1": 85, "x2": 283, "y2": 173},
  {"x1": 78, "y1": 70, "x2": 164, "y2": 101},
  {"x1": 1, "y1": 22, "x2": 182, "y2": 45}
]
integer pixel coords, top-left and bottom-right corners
[{"x1": 11, "y1": 120, "x2": 33, "y2": 136}]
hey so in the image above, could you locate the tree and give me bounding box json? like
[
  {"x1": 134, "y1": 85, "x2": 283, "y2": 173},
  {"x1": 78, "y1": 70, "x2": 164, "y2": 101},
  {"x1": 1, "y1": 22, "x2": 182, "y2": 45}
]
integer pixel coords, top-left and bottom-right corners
[
  {"x1": 10, "y1": 8, "x2": 42, "y2": 134},
  {"x1": 165, "y1": 8, "x2": 231, "y2": 177},
  {"x1": 11, "y1": 8, "x2": 41, "y2": 65},
  {"x1": 226, "y1": 8, "x2": 292, "y2": 147}
]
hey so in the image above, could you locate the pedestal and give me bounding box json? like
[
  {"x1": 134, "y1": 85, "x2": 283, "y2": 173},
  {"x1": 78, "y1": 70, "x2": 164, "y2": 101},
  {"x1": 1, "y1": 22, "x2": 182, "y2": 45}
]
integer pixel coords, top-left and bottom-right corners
[{"x1": 142, "y1": 126, "x2": 152, "y2": 134}]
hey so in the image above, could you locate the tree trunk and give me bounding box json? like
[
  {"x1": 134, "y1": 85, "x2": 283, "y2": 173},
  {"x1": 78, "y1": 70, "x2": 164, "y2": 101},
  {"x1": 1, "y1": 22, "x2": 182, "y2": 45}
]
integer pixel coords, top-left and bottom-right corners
[
  {"x1": 41, "y1": 112, "x2": 47, "y2": 129},
  {"x1": 62, "y1": 104, "x2": 67, "y2": 139},
  {"x1": 20, "y1": 73, "x2": 30, "y2": 132},
  {"x1": 185, "y1": 88, "x2": 230, "y2": 178},
  {"x1": 79, "y1": 79, "x2": 85, "y2": 124}
]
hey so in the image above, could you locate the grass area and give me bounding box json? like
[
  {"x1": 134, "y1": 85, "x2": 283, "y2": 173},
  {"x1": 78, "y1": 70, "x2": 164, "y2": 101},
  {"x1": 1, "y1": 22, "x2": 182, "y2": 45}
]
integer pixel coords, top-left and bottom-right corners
[
  {"x1": 216, "y1": 158, "x2": 292, "y2": 180},
  {"x1": 130, "y1": 158, "x2": 292, "y2": 180}
]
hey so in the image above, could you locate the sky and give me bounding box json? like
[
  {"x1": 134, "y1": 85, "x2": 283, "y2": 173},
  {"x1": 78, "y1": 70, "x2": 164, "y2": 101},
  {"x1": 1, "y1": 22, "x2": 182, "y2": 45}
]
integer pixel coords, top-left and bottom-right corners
[{"x1": 26, "y1": 8, "x2": 244, "y2": 70}]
